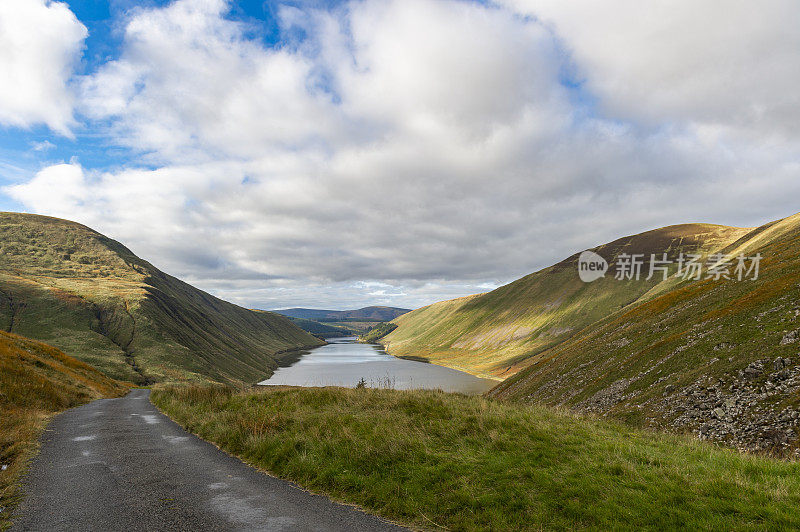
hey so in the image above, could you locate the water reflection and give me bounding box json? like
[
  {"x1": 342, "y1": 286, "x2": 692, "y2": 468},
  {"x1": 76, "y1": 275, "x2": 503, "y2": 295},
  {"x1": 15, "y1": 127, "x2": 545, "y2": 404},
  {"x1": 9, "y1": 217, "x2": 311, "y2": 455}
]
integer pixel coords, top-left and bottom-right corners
[{"x1": 260, "y1": 337, "x2": 497, "y2": 395}]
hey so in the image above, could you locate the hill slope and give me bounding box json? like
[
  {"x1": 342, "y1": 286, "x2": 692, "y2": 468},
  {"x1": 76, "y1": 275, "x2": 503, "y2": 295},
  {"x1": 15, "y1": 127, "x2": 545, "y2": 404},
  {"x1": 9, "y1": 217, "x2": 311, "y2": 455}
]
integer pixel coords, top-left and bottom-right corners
[
  {"x1": 0, "y1": 212, "x2": 323, "y2": 385},
  {"x1": 0, "y1": 331, "x2": 128, "y2": 526},
  {"x1": 283, "y1": 317, "x2": 351, "y2": 338},
  {"x1": 274, "y1": 306, "x2": 410, "y2": 322},
  {"x1": 383, "y1": 223, "x2": 750, "y2": 379},
  {"x1": 491, "y1": 213, "x2": 800, "y2": 455}
]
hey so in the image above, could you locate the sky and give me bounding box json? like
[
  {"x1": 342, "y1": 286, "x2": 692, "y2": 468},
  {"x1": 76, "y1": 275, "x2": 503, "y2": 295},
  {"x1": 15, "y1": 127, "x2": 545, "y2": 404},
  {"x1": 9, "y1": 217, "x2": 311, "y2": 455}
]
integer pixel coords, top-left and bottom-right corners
[{"x1": 0, "y1": 0, "x2": 799, "y2": 311}]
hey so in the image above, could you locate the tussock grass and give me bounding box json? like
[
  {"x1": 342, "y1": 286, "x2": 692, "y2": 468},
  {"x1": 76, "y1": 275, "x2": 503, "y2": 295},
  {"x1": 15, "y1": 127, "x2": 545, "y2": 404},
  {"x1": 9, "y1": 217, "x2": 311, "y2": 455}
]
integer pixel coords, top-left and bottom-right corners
[
  {"x1": 153, "y1": 385, "x2": 800, "y2": 531},
  {"x1": 0, "y1": 331, "x2": 128, "y2": 529}
]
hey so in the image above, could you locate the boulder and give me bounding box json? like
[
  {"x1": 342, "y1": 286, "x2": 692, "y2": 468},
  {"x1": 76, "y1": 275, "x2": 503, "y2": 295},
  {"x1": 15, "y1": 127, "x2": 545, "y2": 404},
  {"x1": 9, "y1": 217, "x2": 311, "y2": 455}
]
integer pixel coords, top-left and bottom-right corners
[{"x1": 780, "y1": 330, "x2": 799, "y2": 345}]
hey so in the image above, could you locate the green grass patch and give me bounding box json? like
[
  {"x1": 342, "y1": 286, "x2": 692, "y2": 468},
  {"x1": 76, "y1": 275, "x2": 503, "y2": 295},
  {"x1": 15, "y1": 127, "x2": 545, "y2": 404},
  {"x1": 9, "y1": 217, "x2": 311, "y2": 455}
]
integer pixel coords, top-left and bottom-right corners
[
  {"x1": 359, "y1": 322, "x2": 398, "y2": 343},
  {"x1": 152, "y1": 385, "x2": 800, "y2": 531}
]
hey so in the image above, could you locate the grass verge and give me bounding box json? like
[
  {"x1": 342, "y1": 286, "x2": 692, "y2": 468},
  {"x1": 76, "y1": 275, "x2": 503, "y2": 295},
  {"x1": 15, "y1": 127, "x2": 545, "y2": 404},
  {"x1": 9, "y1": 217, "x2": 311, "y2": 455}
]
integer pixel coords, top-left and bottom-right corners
[{"x1": 152, "y1": 385, "x2": 800, "y2": 531}]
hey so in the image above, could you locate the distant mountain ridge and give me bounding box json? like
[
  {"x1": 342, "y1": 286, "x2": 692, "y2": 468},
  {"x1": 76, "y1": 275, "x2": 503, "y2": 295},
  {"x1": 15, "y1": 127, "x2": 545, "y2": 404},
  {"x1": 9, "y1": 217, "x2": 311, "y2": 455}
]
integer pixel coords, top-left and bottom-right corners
[
  {"x1": 274, "y1": 306, "x2": 411, "y2": 322},
  {"x1": 0, "y1": 212, "x2": 323, "y2": 385},
  {"x1": 284, "y1": 317, "x2": 352, "y2": 338}
]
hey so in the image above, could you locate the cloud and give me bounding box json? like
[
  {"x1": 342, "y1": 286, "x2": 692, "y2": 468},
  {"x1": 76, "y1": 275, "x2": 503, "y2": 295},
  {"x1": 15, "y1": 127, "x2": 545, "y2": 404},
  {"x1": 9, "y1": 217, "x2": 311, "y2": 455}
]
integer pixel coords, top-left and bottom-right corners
[
  {"x1": 5, "y1": 0, "x2": 800, "y2": 309},
  {"x1": 32, "y1": 140, "x2": 56, "y2": 152},
  {"x1": 0, "y1": 0, "x2": 87, "y2": 135},
  {"x1": 80, "y1": 0, "x2": 336, "y2": 163},
  {"x1": 501, "y1": 0, "x2": 800, "y2": 143}
]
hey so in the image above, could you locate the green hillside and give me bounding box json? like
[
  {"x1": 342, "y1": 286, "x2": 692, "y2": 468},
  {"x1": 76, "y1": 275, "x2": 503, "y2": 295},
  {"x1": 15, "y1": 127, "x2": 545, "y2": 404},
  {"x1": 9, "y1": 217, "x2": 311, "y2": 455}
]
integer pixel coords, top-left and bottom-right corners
[
  {"x1": 383, "y1": 223, "x2": 749, "y2": 379},
  {"x1": 491, "y1": 213, "x2": 800, "y2": 455},
  {"x1": 359, "y1": 322, "x2": 397, "y2": 343},
  {"x1": 0, "y1": 331, "x2": 129, "y2": 526},
  {"x1": 382, "y1": 212, "x2": 800, "y2": 454},
  {"x1": 0, "y1": 212, "x2": 323, "y2": 385},
  {"x1": 284, "y1": 316, "x2": 351, "y2": 338}
]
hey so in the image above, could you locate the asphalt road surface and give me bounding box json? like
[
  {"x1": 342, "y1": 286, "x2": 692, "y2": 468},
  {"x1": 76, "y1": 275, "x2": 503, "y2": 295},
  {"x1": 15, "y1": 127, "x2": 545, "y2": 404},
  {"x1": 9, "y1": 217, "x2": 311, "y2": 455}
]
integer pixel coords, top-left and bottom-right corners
[{"x1": 11, "y1": 389, "x2": 406, "y2": 531}]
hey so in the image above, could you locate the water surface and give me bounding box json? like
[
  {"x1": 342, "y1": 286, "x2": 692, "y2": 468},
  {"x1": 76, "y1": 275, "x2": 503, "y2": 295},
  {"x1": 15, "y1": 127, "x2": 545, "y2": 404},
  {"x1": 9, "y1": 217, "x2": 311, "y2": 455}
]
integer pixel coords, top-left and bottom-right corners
[{"x1": 259, "y1": 337, "x2": 497, "y2": 395}]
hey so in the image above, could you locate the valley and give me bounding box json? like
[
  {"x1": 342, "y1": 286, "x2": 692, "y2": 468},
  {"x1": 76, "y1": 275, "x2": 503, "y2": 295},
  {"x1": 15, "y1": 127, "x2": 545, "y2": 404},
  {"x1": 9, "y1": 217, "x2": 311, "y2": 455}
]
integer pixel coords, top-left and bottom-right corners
[
  {"x1": 3, "y1": 3, "x2": 798, "y2": 529},
  {"x1": 274, "y1": 307, "x2": 411, "y2": 322},
  {"x1": 4, "y1": 211, "x2": 800, "y2": 530},
  {"x1": 273, "y1": 307, "x2": 411, "y2": 338},
  {"x1": 383, "y1": 213, "x2": 800, "y2": 455}
]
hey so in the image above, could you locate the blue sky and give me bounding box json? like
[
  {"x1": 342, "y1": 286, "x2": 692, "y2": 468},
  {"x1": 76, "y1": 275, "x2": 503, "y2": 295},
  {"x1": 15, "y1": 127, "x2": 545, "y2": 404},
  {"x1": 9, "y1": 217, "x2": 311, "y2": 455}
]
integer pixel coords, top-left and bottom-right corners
[
  {"x1": 0, "y1": 0, "x2": 281, "y2": 208},
  {"x1": 1, "y1": 0, "x2": 798, "y2": 310},
  {"x1": 0, "y1": 0, "x2": 595, "y2": 215}
]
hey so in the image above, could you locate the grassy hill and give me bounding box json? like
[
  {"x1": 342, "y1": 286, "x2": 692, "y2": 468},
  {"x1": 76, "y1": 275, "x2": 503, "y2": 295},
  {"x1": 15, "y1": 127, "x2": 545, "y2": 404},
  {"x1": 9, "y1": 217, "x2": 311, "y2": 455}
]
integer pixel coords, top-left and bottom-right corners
[
  {"x1": 153, "y1": 385, "x2": 800, "y2": 530},
  {"x1": 384, "y1": 213, "x2": 800, "y2": 454},
  {"x1": 0, "y1": 331, "x2": 129, "y2": 527},
  {"x1": 359, "y1": 322, "x2": 398, "y2": 343},
  {"x1": 383, "y1": 223, "x2": 749, "y2": 379},
  {"x1": 274, "y1": 306, "x2": 410, "y2": 322},
  {"x1": 491, "y1": 213, "x2": 800, "y2": 455},
  {"x1": 0, "y1": 212, "x2": 323, "y2": 385}
]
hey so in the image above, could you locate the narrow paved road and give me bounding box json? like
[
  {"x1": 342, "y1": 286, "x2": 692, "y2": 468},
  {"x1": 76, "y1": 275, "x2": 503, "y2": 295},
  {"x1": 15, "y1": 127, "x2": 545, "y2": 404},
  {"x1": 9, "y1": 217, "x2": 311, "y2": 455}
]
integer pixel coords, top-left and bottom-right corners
[{"x1": 12, "y1": 389, "x2": 406, "y2": 531}]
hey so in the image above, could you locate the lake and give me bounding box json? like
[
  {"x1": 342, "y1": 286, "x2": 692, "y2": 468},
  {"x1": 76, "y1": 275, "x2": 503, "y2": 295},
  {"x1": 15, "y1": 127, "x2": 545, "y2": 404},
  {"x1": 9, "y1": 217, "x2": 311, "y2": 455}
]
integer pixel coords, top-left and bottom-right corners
[{"x1": 259, "y1": 337, "x2": 497, "y2": 395}]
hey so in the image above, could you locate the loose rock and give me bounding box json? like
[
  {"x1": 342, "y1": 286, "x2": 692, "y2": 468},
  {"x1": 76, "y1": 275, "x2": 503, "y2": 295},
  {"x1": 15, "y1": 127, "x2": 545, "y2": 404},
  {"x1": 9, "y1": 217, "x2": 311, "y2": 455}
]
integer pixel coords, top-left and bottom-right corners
[{"x1": 780, "y1": 330, "x2": 799, "y2": 345}]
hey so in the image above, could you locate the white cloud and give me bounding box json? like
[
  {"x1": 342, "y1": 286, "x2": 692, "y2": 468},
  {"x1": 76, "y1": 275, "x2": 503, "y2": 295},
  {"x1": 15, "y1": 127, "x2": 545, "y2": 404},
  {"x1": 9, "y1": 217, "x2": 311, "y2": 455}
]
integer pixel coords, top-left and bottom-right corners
[
  {"x1": 0, "y1": 0, "x2": 87, "y2": 135},
  {"x1": 80, "y1": 0, "x2": 337, "y2": 162},
  {"x1": 5, "y1": 0, "x2": 800, "y2": 309},
  {"x1": 7, "y1": 162, "x2": 89, "y2": 209},
  {"x1": 32, "y1": 140, "x2": 56, "y2": 152},
  {"x1": 501, "y1": 0, "x2": 800, "y2": 142}
]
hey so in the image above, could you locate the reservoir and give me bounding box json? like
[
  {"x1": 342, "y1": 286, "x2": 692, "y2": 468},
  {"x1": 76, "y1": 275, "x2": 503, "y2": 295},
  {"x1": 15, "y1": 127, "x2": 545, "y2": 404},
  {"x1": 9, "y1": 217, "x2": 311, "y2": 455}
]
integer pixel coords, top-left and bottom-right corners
[{"x1": 259, "y1": 337, "x2": 497, "y2": 395}]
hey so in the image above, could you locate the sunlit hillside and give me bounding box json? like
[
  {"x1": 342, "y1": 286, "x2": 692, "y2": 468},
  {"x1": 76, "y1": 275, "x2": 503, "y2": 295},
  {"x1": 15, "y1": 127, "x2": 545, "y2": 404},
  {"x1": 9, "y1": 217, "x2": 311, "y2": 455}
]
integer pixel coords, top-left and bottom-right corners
[
  {"x1": 384, "y1": 223, "x2": 750, "y2": 379},
  {"x1": 491, "y1": 213, "x2": 800, "y2": 455},
  {"x1": 0, "y1": 213, "x2": 323, "y2": 385}
]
